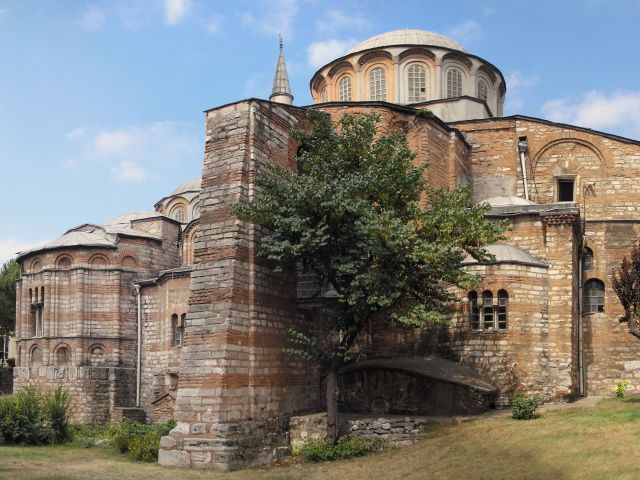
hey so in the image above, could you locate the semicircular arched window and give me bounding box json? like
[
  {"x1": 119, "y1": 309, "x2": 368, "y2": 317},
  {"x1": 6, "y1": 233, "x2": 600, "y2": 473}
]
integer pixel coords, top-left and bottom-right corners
[
  {"x1": 369, "y1": 67, "x2": 386, "y2": 101},
  {"x1": 321, "y1": 88, "x2": 328, "y2": 102},
  {"x1": 447, "y1": 67, "x2": 463, "y2": 98},
  {"x1": 477, "y1": 79, "x2": 489, "y2": 101},
  {"x1": 584, "y1": 279, "x2": 605, "y2": 313},
  {"x1": 55, "y1": 346, "x2": 70, "y2": 367},
  {"x1": 171, "y1": 206, "x2": 186, "y2": 223},
  {"x1": 407, "y1": 64, "x2": 427, "y2": 103},
  {"x1": 338, "y1": 76, "x2": 352, "y2": 101}
]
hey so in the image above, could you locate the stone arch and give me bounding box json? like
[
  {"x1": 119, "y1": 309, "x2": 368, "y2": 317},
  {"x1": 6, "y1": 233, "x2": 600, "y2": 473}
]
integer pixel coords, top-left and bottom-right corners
[
  {"x1": 357, "y1": 50, "x2": 392, "y2": 67},
  {"x1": 89, "y1": 254, "x2": 109, "y2": 267},
  {"x1": 30, "y1": 258, "x2": 42, "y2": 273},
  {"x1": 30, "y1": 344, "x2": 42, "y2": 367},
  {"x1": 477, "y1": 64, "x2": 497, "y2": 84},
  {"x1": 53, "y1": 343, "x2": 71, "y2": 367},
  {"x1": 88, "y1": 343, "x2": 106, "y2": 366},
  {"x1": 442, "y1": 52, "x2": 473, "y2": 71},
  {"x1": 121, "y1": 255, "x2": 137, "y2": 268},
  {"x1": 399, "y1": 47, "x2": 435, "y2": 62},
  {"x1": 328, "y1": 61, "x2": 354, "y2": 79},
  {"x1": 56, "y1": 254, "x2": 73, "y2": 270},
  {"x1": 312, "y1": 74, "x2": 326, "y2": 92}
]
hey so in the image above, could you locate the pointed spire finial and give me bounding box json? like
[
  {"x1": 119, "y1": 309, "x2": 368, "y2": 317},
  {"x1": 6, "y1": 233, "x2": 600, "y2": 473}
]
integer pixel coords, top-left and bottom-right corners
[{"x1": 270, "y1": 34, "x2": 293, "y2": 105}]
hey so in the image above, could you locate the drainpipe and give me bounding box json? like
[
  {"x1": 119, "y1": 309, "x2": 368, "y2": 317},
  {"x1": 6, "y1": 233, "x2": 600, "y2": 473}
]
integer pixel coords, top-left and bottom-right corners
[
  {"x1": 517, "y1": 137, "x2": 530, "y2": 201},
  {"x1": 578, "y1": 247, "x2": 585, "y2": 397},
  {"x1": 134, "y1": 283, "x2": 142, "y2": 408}
]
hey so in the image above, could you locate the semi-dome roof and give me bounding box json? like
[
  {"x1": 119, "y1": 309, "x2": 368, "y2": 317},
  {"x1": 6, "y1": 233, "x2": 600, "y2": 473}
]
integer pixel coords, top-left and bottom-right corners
[
  {"x1": 347, "y1": 29, "x2": 466, "y2": 55},
  {"x1": 483, "y1": 196, "x2": 537, "y2": 207},
  {"x1": 106, "y1": 211, "x2": 165, "y2": 226},
  {"x1": 462, "y1": 243, "x2": 548, "y2": 268},
  {"x1": 171, "y1": 178, "x2": 201, "y2": 196}
]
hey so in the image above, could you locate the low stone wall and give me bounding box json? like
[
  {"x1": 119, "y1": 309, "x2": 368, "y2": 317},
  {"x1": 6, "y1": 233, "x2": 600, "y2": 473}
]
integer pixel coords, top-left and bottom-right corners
[
  {"x1": 346, "y1": 416, "x2": 430, "y2": 448},
  {"x1": 288, "y1": 412, "x2": 430, "y2": 449}
]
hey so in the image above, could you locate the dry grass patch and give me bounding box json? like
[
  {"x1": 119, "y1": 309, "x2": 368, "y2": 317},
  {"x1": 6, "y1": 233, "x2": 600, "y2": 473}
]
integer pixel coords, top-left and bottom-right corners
[{"x1": 1, "y1": 398, "x2": 640, "y2": 480}]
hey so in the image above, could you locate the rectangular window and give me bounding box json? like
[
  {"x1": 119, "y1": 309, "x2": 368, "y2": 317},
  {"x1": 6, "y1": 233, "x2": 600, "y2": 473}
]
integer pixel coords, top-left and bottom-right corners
[{"x1": 557, "y1": 179, "x2": 575, "y2": 202}]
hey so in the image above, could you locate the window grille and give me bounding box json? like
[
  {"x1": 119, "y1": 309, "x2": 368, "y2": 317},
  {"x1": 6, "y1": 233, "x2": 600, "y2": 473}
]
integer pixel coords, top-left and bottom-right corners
[
  {"x1": 584, "y1": 279, "x2": 605, "y2": 313},
  {"x1": 447, "y1": 67, "x2": 462, "y2": 98},
  {"x1": 407, "y1": 64, "x2": 427, "y2": 102},
  {"x1": 469, "y1": 290, "x2": 508, "y2": 331},
  {"x1": 582, "y1": 248, "x2": 594, "y2": 272},
  {"x1": 339, "y1": 76, "x2": 352, "y2": 101},
  {"x1": 478, "y1": 80, "x2": 488, "y2": 101},
  {"x1": 369, "y1": 68, "x2": 386, "y2": 101}
]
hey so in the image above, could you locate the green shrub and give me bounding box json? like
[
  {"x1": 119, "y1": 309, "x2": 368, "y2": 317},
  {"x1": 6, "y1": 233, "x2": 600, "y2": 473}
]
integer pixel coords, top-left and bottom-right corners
[
  {"x1": 44, "y1": 386, "x2": 72, "y2": 443},
  {"x1": 0, "y1": 386, "x2": 52, "y2": 444},
  {"x1": 512, "y1": 393, "x2": 540, "y2": 420},
  {"x1": 109, "y1": 419, "x2": 176, "y2": 462},
  {"x1": 615, "y1": 380, "x2": 629, "y2": 399},
  {"x1": 298, "y1": 436, "x2": 372, "y2": 462}
]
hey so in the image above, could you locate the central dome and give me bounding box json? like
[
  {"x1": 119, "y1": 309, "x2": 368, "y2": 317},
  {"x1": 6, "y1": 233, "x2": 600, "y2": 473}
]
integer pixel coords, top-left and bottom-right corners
[{"x1": 347, "y1": 29, "x2": 466, "y2": 55}]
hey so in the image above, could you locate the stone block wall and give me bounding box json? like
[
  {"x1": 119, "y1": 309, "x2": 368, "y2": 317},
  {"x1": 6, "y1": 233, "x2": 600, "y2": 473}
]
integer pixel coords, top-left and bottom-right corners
[{"x1": 159, "y1": 100, "x2": 320, "y2": 470}]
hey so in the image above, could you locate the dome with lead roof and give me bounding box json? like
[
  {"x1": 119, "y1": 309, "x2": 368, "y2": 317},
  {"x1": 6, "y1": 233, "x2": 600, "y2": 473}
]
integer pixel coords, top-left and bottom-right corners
[{"x1": 347, "y1": 29, "x2": 466, "y2": 54}]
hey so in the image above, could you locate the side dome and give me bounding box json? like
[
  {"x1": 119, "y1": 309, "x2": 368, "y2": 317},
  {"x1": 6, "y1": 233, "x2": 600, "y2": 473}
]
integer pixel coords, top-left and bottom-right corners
[
  {"x1": 483, "y1": 196, "x2": 537, "y2": 207},
  {"x1": 347, "y1": 29, "x2": 466, "y2": 54},
  {"x1": 462, "y1": 244, "x2": 548, "y2": 268},
  {"x1": 171, "y1": 178, "x2": 201, "y2": 196}
]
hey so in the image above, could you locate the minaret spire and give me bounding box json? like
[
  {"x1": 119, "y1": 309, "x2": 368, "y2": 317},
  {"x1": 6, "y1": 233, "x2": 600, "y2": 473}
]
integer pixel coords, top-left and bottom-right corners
[{"x1": 269, "y1": 33, "x2": 293, "y2": 105}]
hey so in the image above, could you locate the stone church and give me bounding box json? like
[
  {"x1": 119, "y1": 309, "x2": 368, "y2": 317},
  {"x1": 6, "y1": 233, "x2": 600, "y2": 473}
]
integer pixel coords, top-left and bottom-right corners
[{"x1": 12, "y1": 29, "x2": 640, "y2": 469}]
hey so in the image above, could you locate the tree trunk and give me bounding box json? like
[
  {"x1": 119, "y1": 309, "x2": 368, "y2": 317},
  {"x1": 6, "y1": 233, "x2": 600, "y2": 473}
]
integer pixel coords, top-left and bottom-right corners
[{"x1": 325, "y1": 358, "x2": 340, "y2": 444}]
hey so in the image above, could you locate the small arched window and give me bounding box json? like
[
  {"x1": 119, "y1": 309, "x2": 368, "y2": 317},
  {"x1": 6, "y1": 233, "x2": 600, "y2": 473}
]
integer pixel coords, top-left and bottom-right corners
[
  {"x1": 338, "y1": 76, "x2": 352, "y2": 101},
  {"x1": 321, "y1": 88, "x2": 328, "y2": 102},
  {"x1": 447, "y1": 67, "x2": 463, "y2": 98},
  {"x1": 172, "y1": 207, "x2": 186, "y2": 223},
  {"x1": 89, "y1": 344, "x2": 105, "y2": 366},
  {"x1": 56, "y1": 256, "x2": 72, "y2": 270},
  {"x1": 31, "y1": 346, "x2": 42, "y2": 367},
  {"x1": 55, "y1": 346, "x2": 70, "y2": 367},
  {"x1": 482, "y1": 291, "x2": 494, "y2": 329},
  {"x1": 497, "y1": 290, "x2": 508, "y2": 329},
  {"x1": 369, "y1": 67, "x2": 386, "y2": 101},
  {"x1": 477, "y1": 79, "x2": 488, "y2": 101},
  {"x1": 582, "y1": 247, "x2": 594, "y2": 272},
  {"x1": 407, "y1": 64, "x2": 427, "y2": 103},
  {"x1": 172, "y1": 314, "x2": 184, "y2": 347},
  {"x1": 584, "y1": 279, "x2": 605, "y2": 313},
  {"x1": 469, "y1": 291, "x2": 480, "y2": 330}
]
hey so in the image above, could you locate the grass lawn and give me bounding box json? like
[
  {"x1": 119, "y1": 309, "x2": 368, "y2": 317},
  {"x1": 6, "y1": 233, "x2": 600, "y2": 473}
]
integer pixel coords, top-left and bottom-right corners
[{"x1": 2, "y1": 397, "x2": 640, "y2": 480}]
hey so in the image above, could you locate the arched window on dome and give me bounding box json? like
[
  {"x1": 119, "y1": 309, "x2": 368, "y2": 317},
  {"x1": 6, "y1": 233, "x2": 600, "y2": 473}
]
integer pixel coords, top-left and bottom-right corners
[
  {"x1": 338, "y1": 76, "x2": 352, "y2": 101},
  {"x1": 369, "y1": 67, "x2": 386, "y2": 101},
  {"x1": 447, "y1": 67, "x2": 463, "y2": 98},
  {"x1": 407, "y1": 64, "x2": 427, "y2": 103},
  {"x1": 477, "y1": 79, "x2": 489, "y2": 101},
  {"x1": 584, "y1": 279, "x2": 605, "y2": 313},
  {"x1": 171, "y1": 206, "x2": 186, "y2": 223},
  {"x1": 321, "y1": 88, "x2": 328, "y2": 102}
]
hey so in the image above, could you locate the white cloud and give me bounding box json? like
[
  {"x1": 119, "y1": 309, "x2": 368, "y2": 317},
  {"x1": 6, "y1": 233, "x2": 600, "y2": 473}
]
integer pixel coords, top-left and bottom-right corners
[
  {"x1": 307, "y1": 38, "x2": 358, "y2": 68},
  {"x1": 242, "y1": 0, "x2": 299, "y2": 38},
  {"x1": 112, "y1": 160, "x2": 148, "y2": 183},
  {"x1": 447, "y1": 20, "x2": 483, "y2": 45},
  {"x1": 541, "y1": 90, "x2": 640, "y2": 137},
  {"x1": 77, "y1": 5, "x2": 107, "y2": 30},
  {"x1": 504, "y1": 70, "x2": 539, "y2": 114},
  {"x1": 315, "y1": 10, "x2": 370, "y2": 35},
  {"x1": 62, "y1": 121, "x2": 200, "y2": 183},
  {"x1": 164, "y1": 0, "x2": 190, "y2": 26},
  {"x1": 0, "y1": 238, "x2": 49, "y2": 263},
  {"x1": 202, "y1": 14, "x2": 222, "y2": 34}
]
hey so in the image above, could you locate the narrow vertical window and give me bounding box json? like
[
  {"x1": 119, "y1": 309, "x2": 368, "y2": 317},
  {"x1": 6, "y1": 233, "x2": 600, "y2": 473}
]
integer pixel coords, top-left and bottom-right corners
[
  {"x1": 407, "y1": 64, "x2": 427, "y2": 102},
  {"x1": 482, "y1": 291, "x2": 494, "y2": 330},
  {"x1": 172, "y1": 314, "x2": 184, "y2": 347},
  {"x1": 584, "y1": 279, "x2": 605, "y2": 313},
  {"x1": 497, "y1": 290, "x2": 508, "y2": 330},
  {"x1": 321, "y1": 88, "x2": 328, "y2": 102},
  {"x1": 469, "y1": 291, "x2": 480, "y2": 330},
  {"x1": 338, "y1": 76, "x2": 352, "y2": 101},
  {"x1": 447, "y1": 67, "x2": 463, "y2": 98},
  {"x1": 477, "y1": 79, "x2": 488, "y2": 101},
  {"x1": 582, "y1": 247, "x2": 594, "y2": 272},
  {"x1": 35, "y1": 306, "x2": 43, "y2": 337},
  {"x1": 369, "y1": 67, "x2": 386, "y2": 101}
]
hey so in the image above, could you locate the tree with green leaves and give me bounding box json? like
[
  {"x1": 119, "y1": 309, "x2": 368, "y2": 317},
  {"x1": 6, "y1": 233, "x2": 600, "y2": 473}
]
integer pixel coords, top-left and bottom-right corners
[
  {"x1": 0, "y1": 259, "x2": 20, "y2": 363},
  {"x1": 235, "y1": 111, "x2": 508, "y2": 442},
  {"x1": 611, "y1": 241, "x2": 640, "y2": 340}
]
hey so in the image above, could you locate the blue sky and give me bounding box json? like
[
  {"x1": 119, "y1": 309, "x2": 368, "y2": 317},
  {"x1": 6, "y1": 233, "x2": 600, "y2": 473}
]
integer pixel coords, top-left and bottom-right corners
[{"x1": 1, "y1": 0, "x2": 640, "y2": 261}]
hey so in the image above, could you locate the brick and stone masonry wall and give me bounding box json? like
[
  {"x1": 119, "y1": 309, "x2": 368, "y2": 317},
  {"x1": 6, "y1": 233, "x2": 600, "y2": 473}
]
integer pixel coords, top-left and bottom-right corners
[{"x1": 159, "y1": 100, "x2": 320, "y2": 470}]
